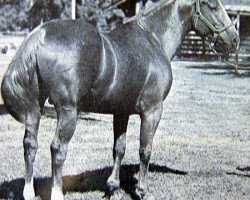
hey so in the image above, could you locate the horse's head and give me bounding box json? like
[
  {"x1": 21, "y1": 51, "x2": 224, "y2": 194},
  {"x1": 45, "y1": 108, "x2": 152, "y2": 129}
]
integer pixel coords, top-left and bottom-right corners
[{"x1": 191, "y1": 0, "x2": 239, "y2": 53}]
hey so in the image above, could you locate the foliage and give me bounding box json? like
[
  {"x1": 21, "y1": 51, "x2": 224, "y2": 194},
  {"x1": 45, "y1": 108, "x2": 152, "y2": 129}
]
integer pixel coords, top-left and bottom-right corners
[
  {"x1": 77, "y1": 0, "x2": 125, "y2": 31},
  {"x1": 0, "y1": 0, "x2": 29, "y2": 31},
  {"x1": 0, "y1": 0, "x2": 127, "y2": 32}
]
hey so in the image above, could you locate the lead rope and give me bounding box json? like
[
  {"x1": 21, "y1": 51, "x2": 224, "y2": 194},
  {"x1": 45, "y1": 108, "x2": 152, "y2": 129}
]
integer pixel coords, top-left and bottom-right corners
[
  {"x1": 194, "y1": 0, "x2": 241, "y2": 74},
  {"x1": 207, "y1": 41, "x2": 241, "y2": 75}
]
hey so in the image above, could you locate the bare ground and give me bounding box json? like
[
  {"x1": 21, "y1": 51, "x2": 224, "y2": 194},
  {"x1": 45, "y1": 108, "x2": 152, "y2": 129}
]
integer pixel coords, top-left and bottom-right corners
[{"x1": 0, "y1": 36, "x2": 249, "y2": 200}]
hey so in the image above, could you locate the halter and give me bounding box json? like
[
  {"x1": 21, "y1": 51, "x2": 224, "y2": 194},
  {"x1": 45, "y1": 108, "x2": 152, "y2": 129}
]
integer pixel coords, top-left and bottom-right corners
[
  {"x1": 137, "y1": 0, "x2": 235, "y2": 51},
  {"x1": 194, "y1": 0, "x2": 235, "y2": 46},
  {"x1": 195, "y1": 0, "x2": 240, "y2": 74}
]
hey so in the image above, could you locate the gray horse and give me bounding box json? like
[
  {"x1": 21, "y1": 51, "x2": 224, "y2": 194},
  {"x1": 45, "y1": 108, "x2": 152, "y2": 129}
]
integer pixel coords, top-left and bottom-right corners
[{"x1": 1, "y1": 0, "x2": 238, "y2": 199}]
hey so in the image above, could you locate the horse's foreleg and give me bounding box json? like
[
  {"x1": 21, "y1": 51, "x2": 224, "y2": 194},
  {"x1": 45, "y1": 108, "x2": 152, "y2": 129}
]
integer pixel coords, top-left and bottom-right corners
[
  {"x1": 136, "y1": 102, "x2": 163, "y2": 199},
  {"x1": 107, "y1": 114, "x2": 129, "y2": 192},
  {"x1": 23, "y1": 111, "x2": 41, "y2": 200},
  {"x1": 50, "y1": 106, "x2": 77, "y2": 200}
]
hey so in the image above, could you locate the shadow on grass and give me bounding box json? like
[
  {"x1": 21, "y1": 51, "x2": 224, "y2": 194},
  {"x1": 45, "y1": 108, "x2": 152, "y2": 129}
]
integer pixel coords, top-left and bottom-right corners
[
  {"x1": 0, "y1": 164, "x2": 187, "y2": 200},
  {"x1": 226, "y1": 172, "x2": 250, "y2": 178},
  {"x1": 43, "y1": 106, "x2": 102, "y2": 122},
  {"x1": 225, "y1": 166, "x2": 250, "y2": 179},
  {"x1": 187, "y1": 64, "x2": 232, "y2": 70},
  {"x1": 202, "y1": 70, "x2": 250, "y2": 77},
  {"x1": 236, "y1": 166, "x2": 250, "y2": 172},
  {"x1": 0, "y1": 104, "x2": 7, "y2": 115},
  {"x1": 0, "y1": 105, "x2": 102, "y2": 122},
  {"x1": 186, "y1": 64, "x2": 250, "y2": 77}
]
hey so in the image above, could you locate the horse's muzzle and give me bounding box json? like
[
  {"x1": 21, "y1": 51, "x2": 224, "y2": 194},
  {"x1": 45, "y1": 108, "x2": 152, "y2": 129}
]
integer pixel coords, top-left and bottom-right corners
[
  {"x1": 220, "y1": 27, "x2": 240, "y2": 53},
  {"x1": 231, "y1": 35, "x2": 240, "y2": 51}
]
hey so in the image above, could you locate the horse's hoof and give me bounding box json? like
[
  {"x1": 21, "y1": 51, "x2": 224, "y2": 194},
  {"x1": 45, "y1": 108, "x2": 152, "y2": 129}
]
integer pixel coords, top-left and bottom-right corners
[
  {"x1": 23, "y1": 183, "x2": 35, "y2": 200},
  {"x1": 110, "y1": 189, "x2": 129, "y2": 200},
  {"x1": 142, "y1": 192, "x2": 156, "y2": 200},
  {"x1": 135, "y1": 188, "x2": 156, "y2": 200},
  {"x1": 51, "y1": 187, "x2": 64, "y2": 200}
]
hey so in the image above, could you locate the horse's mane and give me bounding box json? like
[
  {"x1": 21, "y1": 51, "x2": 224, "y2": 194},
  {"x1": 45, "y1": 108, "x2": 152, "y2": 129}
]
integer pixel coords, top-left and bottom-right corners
[
  {"x1": 123, "y1": 0, "x2": 177, "y2": 24},
  {"x1": 142, "y1": 0, "x2": 177, "y2": 16}
]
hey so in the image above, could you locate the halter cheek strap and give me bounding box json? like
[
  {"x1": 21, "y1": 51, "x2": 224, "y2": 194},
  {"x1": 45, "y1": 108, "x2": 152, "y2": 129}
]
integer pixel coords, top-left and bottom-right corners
[{"x1": 194, "y1": 0, "x2": 235, "y2": 46}]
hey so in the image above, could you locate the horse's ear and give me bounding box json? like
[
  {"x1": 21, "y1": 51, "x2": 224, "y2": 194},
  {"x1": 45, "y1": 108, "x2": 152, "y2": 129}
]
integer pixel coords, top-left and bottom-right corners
[
  {"x1": 201, "y1": 0, "x2": 218, "y2": 9},
  {"x1": 178, "y1": 1, "x2": 193, "y2": 21}
]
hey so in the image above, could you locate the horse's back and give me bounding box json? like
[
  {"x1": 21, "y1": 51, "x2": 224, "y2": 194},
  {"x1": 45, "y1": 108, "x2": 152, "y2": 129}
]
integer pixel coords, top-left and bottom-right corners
[{"x1": 41, "y1": 19, "x2": 100, "y2": 47}]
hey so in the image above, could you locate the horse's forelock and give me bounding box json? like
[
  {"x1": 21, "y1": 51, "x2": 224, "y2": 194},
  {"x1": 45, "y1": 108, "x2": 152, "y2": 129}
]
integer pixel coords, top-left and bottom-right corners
[
  {"x1": 201, "y1": 0, "x2": 218, "y2": 8},
  {"x1": 142, "y1": 0, "x2": 176, "y2": 16}
]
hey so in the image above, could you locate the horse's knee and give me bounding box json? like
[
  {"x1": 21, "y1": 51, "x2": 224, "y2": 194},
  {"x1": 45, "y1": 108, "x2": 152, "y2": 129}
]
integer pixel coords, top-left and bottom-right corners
[
  {"x1": 23, "y1": 135, "x2": 38, "y2": 160},
  {"x1": 50, "y1": 139, "x2": 67, "y2": 165}
]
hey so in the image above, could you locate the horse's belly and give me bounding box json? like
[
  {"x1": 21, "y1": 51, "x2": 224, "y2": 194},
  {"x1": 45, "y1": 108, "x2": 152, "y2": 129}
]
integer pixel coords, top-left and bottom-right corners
[{"x1": 80, "y1": 90, "x2": 139, "y2": 114}]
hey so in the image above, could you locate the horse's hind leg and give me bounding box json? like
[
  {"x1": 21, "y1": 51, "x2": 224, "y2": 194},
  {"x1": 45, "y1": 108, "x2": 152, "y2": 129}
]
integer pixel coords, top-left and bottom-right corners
[
  {"x1": 50, "y1": 105, "x2": 77, "y2": 200},
  {"x1": 107, "y1": 114, "x2": 129, "y2": 192},
  {"x1": 23, "y1": 110, "x2": 41, "y2": 200},
  {"x1": 136, "y1": 102, "x2": 163, "y2": 199}
]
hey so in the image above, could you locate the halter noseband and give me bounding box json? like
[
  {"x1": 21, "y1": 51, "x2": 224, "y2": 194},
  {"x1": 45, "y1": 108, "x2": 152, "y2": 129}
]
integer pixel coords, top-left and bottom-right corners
[{"x1": 194, "y1": 0, "x2": 234, "y2": 46}]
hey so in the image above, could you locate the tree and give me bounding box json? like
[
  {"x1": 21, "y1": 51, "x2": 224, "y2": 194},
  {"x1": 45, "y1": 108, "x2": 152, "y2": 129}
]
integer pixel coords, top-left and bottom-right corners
[
  {"x1": 0, "y1": 0, "x2": 29, "y2": 31},
  {"x1": 0, "y1": 0, "x2": 127, "y2": 32},
  {"x1": 28, "y1": 0, "x2": 65, "y2": 30},
  {"x1": 77, "y1": 0, "x2": 126, "y2": 31}
]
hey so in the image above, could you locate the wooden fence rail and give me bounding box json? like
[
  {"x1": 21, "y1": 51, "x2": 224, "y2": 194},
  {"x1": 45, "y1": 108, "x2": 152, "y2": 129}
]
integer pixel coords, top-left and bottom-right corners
[{"x1": 176, "y1": 31, "x2": 250, "y2": 68}]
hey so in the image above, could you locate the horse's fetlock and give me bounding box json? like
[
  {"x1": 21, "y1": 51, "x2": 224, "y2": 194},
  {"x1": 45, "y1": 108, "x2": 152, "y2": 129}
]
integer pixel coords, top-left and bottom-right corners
[
  {"x1": 115, "y1": 145, "x2": 126, "y2": 157},
  {"x1": 139, "y1": 147, "x2": 151, "y2": 161},
  {"x1": 50, "y1": 141, "x2": 60, "y2": 153},
  {"x1": 107, "y1": 178, "x2": 120, "y2": 192},
  {"x1": 23, "y1": 137, "x2": 38, "y2": 150},
  {"x1": 55, "y1": 153, "x2": 67, "y2": 164},
  {"x1": 136, "y1": 186, "x2": 147, "y2": 199}
]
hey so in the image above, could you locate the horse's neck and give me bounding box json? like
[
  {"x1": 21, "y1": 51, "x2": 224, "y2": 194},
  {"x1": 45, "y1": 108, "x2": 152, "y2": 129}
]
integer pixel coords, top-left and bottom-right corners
[{"x1": 143, "y1": 0, "x2": 193, "y2": 61}]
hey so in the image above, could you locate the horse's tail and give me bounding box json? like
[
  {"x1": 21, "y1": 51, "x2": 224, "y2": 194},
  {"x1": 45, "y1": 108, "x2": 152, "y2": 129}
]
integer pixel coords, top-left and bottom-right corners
[{"x1": 1, "y1": 27, "x2": 45, "y2": 124}]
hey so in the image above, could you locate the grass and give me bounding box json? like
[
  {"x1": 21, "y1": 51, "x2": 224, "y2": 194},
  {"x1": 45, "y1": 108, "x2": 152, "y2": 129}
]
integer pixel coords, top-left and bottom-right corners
[{"x1": 0, "y1": 39, "x2": 249, "y2": 199}]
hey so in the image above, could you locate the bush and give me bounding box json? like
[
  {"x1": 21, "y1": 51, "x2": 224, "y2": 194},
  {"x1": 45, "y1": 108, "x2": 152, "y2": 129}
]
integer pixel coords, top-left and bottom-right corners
[
  {"x1": 0, "y1": 0, "x2": 127, "y2": 32},
  {"x1": 0, "y1": 0, "x2": 29, "y2": 31},
  {"x1": 77, "y1": 0, "x2": 126, "y2": 31}
]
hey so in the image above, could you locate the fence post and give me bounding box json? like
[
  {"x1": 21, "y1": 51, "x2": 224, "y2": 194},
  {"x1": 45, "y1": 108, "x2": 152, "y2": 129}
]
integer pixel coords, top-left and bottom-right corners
[
  {"x1": 235, "y1": 12, "x2": 240, "y2": 65},
  {"x1": 202, "y1": 37, "x2": 206, "y2": 58},
  {"x1": 71, "y1": 0, "x2": 76, "y2": 20}
]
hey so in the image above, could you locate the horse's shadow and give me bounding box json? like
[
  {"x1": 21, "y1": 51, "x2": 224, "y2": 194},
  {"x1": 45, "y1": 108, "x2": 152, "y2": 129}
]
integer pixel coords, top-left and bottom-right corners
[
  {"x1": 0, "y1": 105, "x2": 7, "y2": 115},
  {"x1": 0, "y1": 164, "x2": 187, "y2": 200},
  {"x1": 186, "y1": 64, "x2": 250, "y2": 77}
]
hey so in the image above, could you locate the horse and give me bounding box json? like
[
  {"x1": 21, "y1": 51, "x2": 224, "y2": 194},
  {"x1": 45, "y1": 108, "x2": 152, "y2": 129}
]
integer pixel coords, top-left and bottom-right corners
[{"x1": 1, "y1": 0, "x2": 239, "y2": 199}]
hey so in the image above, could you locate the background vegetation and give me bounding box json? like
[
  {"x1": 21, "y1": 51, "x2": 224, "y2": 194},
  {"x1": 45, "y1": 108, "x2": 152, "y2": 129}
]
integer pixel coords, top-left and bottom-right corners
[
  {"x1": 0, "y1": 0, "x2": 127, "y2": 32},
  {"x1": 1, "y1": 0, "x2": 247, "y2": 32}
]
